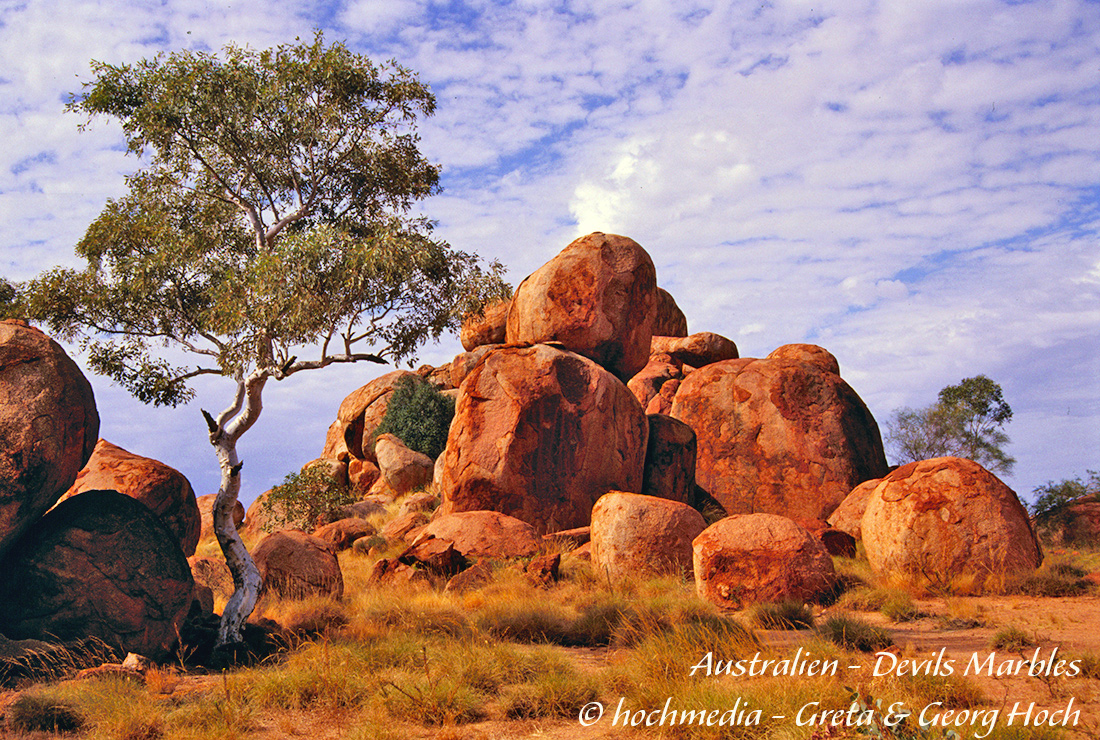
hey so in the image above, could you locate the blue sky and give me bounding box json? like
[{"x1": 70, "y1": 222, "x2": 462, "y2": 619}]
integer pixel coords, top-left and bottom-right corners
[{"x1": 2, "y1": 0, "x2": 1098, "y2": 508}]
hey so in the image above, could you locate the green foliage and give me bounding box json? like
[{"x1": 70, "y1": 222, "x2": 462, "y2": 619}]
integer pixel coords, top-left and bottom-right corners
[
  {"x1": 885, "y1": 374, "x2": 1015, "y2": 474},
  {"x1": 372, "y1": 375, "x2": 455, "y2": 459},
  {"x1": 261, "y1": 464, "x2": 358, "y2": 531},
  {"x1": 17, "y1": 32, "x2": 507, "y2": 407},
  {"x1": 0, "y1": 277, "x2": 18, "y2": 319},
  {"x1": 817, "y1": 614, "x2": 893, "y2": 652}
]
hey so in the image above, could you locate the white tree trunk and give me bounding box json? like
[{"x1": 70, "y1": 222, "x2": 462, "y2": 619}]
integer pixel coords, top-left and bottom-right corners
[{"x1": 211, "y1": 372, "x2": 268, "y2": 647}]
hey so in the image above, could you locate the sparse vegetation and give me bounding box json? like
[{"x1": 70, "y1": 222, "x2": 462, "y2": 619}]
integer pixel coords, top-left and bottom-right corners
[
  {"x1": 750, "y1": 600, "x2": 815, "y2": 629},
  {"x1": 817, "y1": 614, "x2": 893, "y2": 652},
  {"x1": 259, "y1": 463, "x2": 358, "y2": 532},
  {"x1": 990, "y1": 625, "x2": 1033, "y2": 651},
  {"x1": 881, "y1": 591, "x2": 922, "y2": 622}
]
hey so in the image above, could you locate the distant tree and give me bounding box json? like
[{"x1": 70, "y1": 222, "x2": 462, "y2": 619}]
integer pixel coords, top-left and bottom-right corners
[
  {"x1": 1030, "y1": 471, "x2": 1100, "y2": 544},
  {"x1": 884, "y1": 375, "x2": 1015, "y2": 474},
  {"x1": 15, "y1": 33, "x2": 507, "y2": 650}
]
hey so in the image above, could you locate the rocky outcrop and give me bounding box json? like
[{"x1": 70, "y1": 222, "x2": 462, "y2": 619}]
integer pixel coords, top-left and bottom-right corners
[
  {"x1": 438, "y1": 344, "x2": 648, "y2": 532},
  {"x1": 506, "y1": 233, "x2": 657, "y2": 382},
  {"x1": 767, "y1": 344, "x2": 840, "y2": 375},
  {"x1": 653, "y1": 287, "x2": 688, "y2": 338},
  {"x1": 374, "y1": 434, "x2": 434, "y2": 495},
  {"x1": 0, "y1": 320, "x2": 99, "y2": 561},
  {"x1": 413, "y1": 511, "x2": 542, "y2": 559},
  {"x1": 451, "y1": 343, "x2": 503, "y2": 389},
  {"x1": 641, "y1": 414, "x2": 696, "y2": 504},
  {"x1": 252, "y1": 530, "x2": 344, "y2": 600},
  {"x1": 693, "y1": 514, "x2": 836, "y2": 609},
  {"x1": 861, "y1": 458, "x2": 1042, "y2": 587},
  {"x1": 60, "y1": 439, "x2": 201, "y2": 557},
  {"x1": 627, "y1": 355, "x2": 683, "y2": 410},
  {"x1": 671, "y1": 357, "x2": 888, "y2": 521},
  {"x1": 827, "y1": 478, "x2": 882, "y2": 540},
  {"x1": 650, "y1": 332, "x2": 738, "y2": 368},
  {"x1": 590, "y1": 492, "x2": 706, "y2": 583},
  {"x1": 460, "y1": 297, "x2": 512, "y2": 351},
  {"x1": 196, "y1": 493, "x2": 245, "y2": 542},
  {"x1": 0, "y1": 490, "x2": 194, "y2": 660},
  {"x1": 321, "y1": 370, "x2": 417, "y2": 464}
]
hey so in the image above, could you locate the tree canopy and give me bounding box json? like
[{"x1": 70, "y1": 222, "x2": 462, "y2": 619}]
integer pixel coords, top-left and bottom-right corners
[
  {"x1": 12, "y1": 33, "x2": 506, "y2": 649},
  {"x1": 884, "y1": 375, "x2": 1015, "y2": 474}
]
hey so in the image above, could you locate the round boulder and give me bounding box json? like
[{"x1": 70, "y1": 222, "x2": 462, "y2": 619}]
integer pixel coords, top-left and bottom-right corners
[
  {"x1": 0, "y1": 320, "x2": 99, "y2": 561},
  {"x1": 650, "y1": 332, "x2": 738, "y2": 368},
  {"x1": 671, "y1": 357, "x2": 889, "y2": 521},
  {"x1": 60, "y1": 439, "x2": 201, "y2": 557},
  {"x1": 252, "y1": 530, "x2": 344, "y2": 600},
  {"x1": 0, "y1": 490, "x2": 194, "y2": 660},
  {"x1": 196, "y1": 493, "x2": 246, "y2": 542},
  {"x1": 590, "y1": 492, "x2": 706, "y2": 584},
  {"x1": 506, "y1": 232, "x2": 657, "y2": 382},
  {"x1": 693, "y1": 514, "x2": 836, "y2": 609},
  {"x1": 374, "y1": 434, "x2": 434, "y2": 495},
  {"x1": 414, "y1": 510, "x2": 541, "y2": 559},
  {"x1": 438, "y1": 344, "x2": 648, "y2": 532},
  {"x1": 861, "y1": 457, "x2": 1042, "y2": 587},
  {"x1": 826, "y1": 478, "x2": 882, "y2": 541},
  {"x1": 766, "y1": 343, "x2": 840, "y2": 375}
]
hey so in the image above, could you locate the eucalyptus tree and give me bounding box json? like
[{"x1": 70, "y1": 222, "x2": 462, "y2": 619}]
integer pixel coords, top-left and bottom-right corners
[{"x1": 17, "y1": 33, "x2": 506, "y2": 650}]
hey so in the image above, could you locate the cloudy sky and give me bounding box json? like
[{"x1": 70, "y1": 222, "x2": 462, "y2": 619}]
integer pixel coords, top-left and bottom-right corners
[{"x1": 2, "y1": 0, "x2": 1097, "y2": 508}]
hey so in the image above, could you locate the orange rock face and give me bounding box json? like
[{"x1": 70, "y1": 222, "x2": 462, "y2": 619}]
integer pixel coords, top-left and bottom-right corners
[
  {"x1": 0, "y1": 490, "x2": 194, "y2": 660},
  {"x1": 693, "y1": 514, "x2": 836, "y2": 609},
  {"x1": 253, "y1": 530, "x2": 344, "y2": 600},
  {"x1": 627, "y1": 355, "x2": 683, "y2": 409},
  {"x1": 506, "y1": 233, "x2": 657, "y2": 382},
  {"x1": 196, "y1": 493, "x2": 245, "y2": 542},
  {"x1": 826, "y1": 478, "x2": 882, "y2": 541},
  {"x1": 62, "y1": 439, "x2": 201, "y2": 557},
  {"x1": 0, "y1": 320, "x2": 99, "y2": 561},
  {"x1": 670, "y1": 357, "x2": 888, "y2": 521},
  {"x1": 321, "y1": 370, "x2": 418, "y2": 464},
  {"x1": 650, "y1": 332, "x2": 738, "y2": 368},
  {"x1": 590, "y1": 492, "x2": 706, "y2": 584},
  {"x1": 414, "y1": 510, "x2": 542, "y2": 559},
  {"x1": 654, "y1": 287, "x2": 688, "y2": 337},
  {"x1": 460, "y1": 297, "x2": 512, "y2": 351},
  {"x1": 861, "y1": 458, "x2": 1042, "y2": 587},
  {"x1": 438, "y1": 344, "x2": 648, "y2": 532},
  {"x1": 766, "y1": 343, "x2": 840, "y2": 375},
  {"x1": 374, "y1": 434, "x2": 434, "y2": 495}
]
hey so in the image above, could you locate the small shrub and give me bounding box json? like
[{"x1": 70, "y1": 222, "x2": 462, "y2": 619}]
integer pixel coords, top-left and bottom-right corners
[
  {"x1": 261, "y1": 463, "x2": 357, "y2": 531},
  {"x1": 817, "y1": 614, "x2": 893, "y2": 652},
  {"x1": 881, "y1": 592, "x2": 921, "y2": 622},
  {"x1": 751, "y1": 601, "x2": 814, "y2": 630},
  {"x1": 9, "y1": 693, "x2": 85, "y2": 732},
  {"x1": 1016, "y1": 560, "x2": 1093, "y2": 597},
  {"x1": 501, "y1": 671, "x2": 599, "y2": 719},
  {"x1": 1074, "y1": 651, "x2": 1100, "y2": 679},
  {"x1": 372, "y1": 375, "x2": 455, "y2": 459},
  {"x1": 990, "y1": 625, "x2": 1032, "y2": 651}
]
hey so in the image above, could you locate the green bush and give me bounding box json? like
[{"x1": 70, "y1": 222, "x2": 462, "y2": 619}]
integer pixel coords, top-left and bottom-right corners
[
  {"x1": 261, "y1": 463, "x2": 358, "y2": 531},
  {"x1": 372, "y1": 375, "x2": 455, "y2": 459}
]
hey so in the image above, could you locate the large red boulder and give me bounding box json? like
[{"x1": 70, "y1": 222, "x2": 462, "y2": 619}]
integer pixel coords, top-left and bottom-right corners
[
  {"x1": 0, "y1": 321, "x2": 99, "y2": 561},
  {"x1": 460, "y1": 297, "x2": 512, "y2": 351},
  {"x1": 590, "y1": 492, "x2": 706, "y2": 583},
  {"x1": 438, "y1": 344, "x2": 648, "y2": 532},
  {"x1": 0, "y1": 490, "x2": 194, "y2": 660},
  {"x1": 861, "y1": 458, "x2": 1042, "y2": 587},
  {"x1": 506, "y1": 233, "x2": 657, "y2": 381},
  {"x1": 414, "y1": 510, "x2": 541, "y2": 559},
  {"x1": 321, "y1": 370, "x2": 417, "y2": 464},
  {"x1": 374, "y1": 434, "x2": 434, "y2": 495},
  {"x1": 693, "y1": 514, "x2": 836, "y2": 609},
  {"x1": 641, "y1": 414, "x2": 696, "y2": 504},
  {"x1": 60, "y1": 439, "x2": 201, "y2": 557},
  {"x1": 654, "y1": 288, "x2": 688, "y2": 337},
  {"x1": 252, "y1": 530, "x2": 344, "y2": 600},
  {"x1": 670, "y1": 357, "x2": 888, "y2": 521}
]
